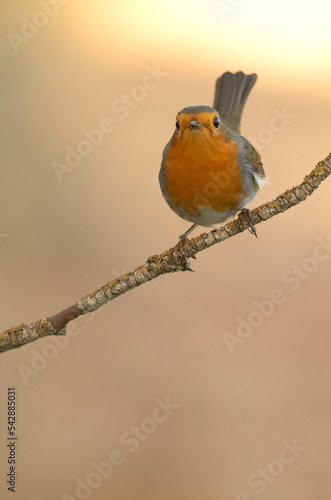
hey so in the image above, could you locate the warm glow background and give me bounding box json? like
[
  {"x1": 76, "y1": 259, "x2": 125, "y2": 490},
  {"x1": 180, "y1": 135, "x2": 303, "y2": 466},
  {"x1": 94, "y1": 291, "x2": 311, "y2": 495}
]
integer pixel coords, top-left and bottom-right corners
[{"x1": 1, "y1": 1, "x2": 331, "y2": 499}]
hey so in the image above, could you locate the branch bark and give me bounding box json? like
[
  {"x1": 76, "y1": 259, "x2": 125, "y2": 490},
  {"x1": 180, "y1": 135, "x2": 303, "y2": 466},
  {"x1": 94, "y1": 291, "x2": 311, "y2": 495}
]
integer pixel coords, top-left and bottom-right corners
[{"x1": 1, "y1": 152, "x2": 330, "y2": 353}]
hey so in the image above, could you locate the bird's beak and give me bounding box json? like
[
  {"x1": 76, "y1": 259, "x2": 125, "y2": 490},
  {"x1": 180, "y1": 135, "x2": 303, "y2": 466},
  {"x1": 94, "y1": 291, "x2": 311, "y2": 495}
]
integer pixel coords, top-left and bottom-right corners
[{"x1": 189, "y1": 120, "x2": 202, "y2": 130}]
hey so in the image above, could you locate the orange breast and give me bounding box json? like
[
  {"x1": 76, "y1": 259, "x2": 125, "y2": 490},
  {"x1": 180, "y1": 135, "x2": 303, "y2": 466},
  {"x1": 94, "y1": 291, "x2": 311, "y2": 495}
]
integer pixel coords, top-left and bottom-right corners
[{"x1": 164, "y1": 129, "x2": 243, "y2": 215}]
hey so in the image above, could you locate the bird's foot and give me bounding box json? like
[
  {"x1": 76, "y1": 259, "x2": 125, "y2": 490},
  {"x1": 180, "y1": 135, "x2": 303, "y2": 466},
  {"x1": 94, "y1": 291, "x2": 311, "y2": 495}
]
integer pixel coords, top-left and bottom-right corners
[
  {"x1": 170, "y1": 233, "x2": 196, "y2": 272},
  {"x1": 238, "y1": 208, "x2": 258, "y2": 237}
]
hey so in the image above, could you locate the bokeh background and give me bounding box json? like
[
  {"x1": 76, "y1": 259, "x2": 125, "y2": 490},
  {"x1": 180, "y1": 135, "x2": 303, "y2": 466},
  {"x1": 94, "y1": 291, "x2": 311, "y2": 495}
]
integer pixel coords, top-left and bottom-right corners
[{"x1": 1, "y1": 1, "x2": 331, "y2": 499}]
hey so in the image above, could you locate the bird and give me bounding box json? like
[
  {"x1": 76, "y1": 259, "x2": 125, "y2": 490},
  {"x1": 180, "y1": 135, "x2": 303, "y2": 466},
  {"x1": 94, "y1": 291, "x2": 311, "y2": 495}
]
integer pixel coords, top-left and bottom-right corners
[{"x1": 159, "y1": 71, "x2": 266, "y2": 269}]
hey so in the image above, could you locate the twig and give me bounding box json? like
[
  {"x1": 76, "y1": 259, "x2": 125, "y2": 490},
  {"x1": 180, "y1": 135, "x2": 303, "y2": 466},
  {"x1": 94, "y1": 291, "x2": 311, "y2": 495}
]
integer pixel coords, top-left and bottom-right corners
[{"x1": 1, "y1": 152, "x2": 330, "y2": 353}]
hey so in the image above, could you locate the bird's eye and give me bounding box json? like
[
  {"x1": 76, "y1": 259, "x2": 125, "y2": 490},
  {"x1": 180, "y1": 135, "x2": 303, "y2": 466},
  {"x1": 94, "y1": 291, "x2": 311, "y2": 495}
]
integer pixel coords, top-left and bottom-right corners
[
  {"x1": 175, "y1": 120, "x2": 180, "y2": 131},
  {"x1": 213, "y1": 117, "x2": 220, "y2": 128}
]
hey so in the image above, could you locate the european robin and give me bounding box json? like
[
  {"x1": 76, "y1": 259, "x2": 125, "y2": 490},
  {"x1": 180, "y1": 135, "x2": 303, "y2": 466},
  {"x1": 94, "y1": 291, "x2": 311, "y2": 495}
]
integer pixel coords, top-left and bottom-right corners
[{"x1": 159, "y1": 71, "x2": 266, "y2": 268}]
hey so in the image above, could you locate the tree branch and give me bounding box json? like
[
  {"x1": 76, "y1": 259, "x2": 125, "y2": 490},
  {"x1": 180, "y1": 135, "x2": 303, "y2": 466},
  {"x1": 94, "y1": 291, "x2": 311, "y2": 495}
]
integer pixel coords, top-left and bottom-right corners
[{"x1": 1, "y1": 152, "x2": 330, "y2": 353}]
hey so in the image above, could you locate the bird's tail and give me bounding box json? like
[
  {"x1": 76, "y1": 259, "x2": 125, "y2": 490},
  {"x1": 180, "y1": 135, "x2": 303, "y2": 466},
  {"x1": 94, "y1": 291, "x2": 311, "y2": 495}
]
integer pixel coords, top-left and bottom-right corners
[{"x1": 213, "y1": 71, "x2": 257, "y2": 134}]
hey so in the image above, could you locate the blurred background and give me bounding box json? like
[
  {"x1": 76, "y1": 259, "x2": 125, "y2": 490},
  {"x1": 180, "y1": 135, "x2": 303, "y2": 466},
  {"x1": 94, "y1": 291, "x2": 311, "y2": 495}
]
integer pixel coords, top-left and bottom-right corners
[{"x1": 1, "y1": 1, "x2": 331, "y2": 499}]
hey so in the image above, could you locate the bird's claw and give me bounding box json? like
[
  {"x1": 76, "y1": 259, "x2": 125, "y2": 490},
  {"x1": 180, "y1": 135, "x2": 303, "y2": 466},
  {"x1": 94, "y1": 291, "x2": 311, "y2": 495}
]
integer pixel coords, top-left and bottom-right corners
[
  {"x1": 238, "y1": 208, "x2": 258, "y2": 238},
  {"x1": 172, "y1": 234, "x2": 196, "y2": 271}
]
